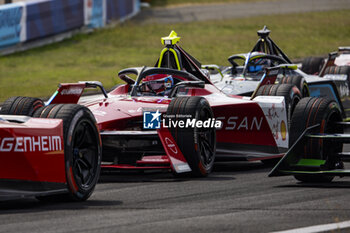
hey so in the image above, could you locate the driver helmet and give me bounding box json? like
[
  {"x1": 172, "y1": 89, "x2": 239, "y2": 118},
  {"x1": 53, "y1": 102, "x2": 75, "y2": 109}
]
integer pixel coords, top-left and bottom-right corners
[
  {"x1": 248, "y1": 58, "x2": 271, "y2": 73},
  {"x1": 146, "y1": 75, "x2": 174, "y2": 94},
  {"x1": 164, "y1": 75, "x2": 174, "y2": 89}
]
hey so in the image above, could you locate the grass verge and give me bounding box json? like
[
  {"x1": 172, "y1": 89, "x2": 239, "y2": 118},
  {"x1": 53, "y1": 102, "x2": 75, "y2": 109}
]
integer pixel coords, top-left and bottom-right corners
[{"x1": 0, "y1": 10, "x2": 349, "y2": 101}]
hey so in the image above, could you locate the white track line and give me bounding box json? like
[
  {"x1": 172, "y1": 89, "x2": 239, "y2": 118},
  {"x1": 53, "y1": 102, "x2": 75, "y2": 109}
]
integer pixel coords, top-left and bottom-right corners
[{"x1": 271, "y1": 220, "x2": 350, "y2": 233}]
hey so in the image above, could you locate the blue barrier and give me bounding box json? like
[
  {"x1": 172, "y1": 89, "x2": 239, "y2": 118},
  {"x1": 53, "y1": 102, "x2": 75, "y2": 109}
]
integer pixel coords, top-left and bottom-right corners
[
  {"x1": 85, "y1": 0, "x2": 105, "y2": 28},
  {"x1": 0, "y1": 2, "x2": 25, "y2": 48},
  {"x1": 0, "y1": 0, "x2": 140, "y2": 51},
  {"x1": 107, "y1": 0, "x2": 135, "y2": 23},
  {"x1": 26, "y1": 0, "x2": 84, "y2": 41}
]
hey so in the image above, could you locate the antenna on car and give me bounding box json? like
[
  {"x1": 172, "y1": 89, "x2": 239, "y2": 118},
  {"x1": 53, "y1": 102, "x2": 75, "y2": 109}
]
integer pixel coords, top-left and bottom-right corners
[
  {"x1": 161, "y1": 30, "x2": 181, "y2": 47},
  {"x1": 257, "y1": 25, "x2": 271, "y2": 38},
  {"x1": 251, "y1": 26, "x2": 292, "y2": 63},
  {"x1": 157, "y1": 31, "x2": 182, "y2": 70}
]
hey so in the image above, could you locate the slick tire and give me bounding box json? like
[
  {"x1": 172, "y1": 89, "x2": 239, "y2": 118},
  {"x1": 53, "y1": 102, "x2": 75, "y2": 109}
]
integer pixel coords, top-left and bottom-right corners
[
  {"x1": 324, "y1": 66, "x2": 350, "y2": 77},
  {"x1": 301, "y1": 57, "x2": 324, "y2": 74},
  {"x1": 166, "y1": 97, "x2": 216, "y2": 177},
  {"x1": 34, "y1": 104, "x2": 101, "y2": 201},
  {"x1": 290, "y1": 97, "x2": 343, "y2": 183},
  {"x1": 0, "y1": 96, "x2": 43, "y2": 116},
  {"x1": 280, "y1": 75, "x2": 310, "y2": 97},
  {"x1": 255, "y1": 84, "x2": 302, "y2": 127}
]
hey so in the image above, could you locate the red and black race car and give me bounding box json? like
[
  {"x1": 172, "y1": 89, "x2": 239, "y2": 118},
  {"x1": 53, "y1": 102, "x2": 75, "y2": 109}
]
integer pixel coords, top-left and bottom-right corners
[
  {"x1": 0, "y1": 31, "x2": 346, "y2": 189},
  {"x1": 0, "y1": 98, "x2": 101, "y2": 201}
]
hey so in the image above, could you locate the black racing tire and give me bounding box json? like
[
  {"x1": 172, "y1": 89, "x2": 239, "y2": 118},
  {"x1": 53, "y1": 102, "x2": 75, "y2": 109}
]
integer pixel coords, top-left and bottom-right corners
[
  {"x1": 0, "y1": 96, "x2": 43, "y2": 116},
  {"x1": 34, "y1": 104, "x2": 101, "y2": 201},
  {"x1": 280, "y1": 75, "x2": 310, "y2": 98},
  {"x1": 324, "y1": 66, "x2": 350, "y2": 77},
  {"x1": 166, "y1": 96, "x2": 216, "y2": 177},
  {"x1": 255, "y1": 84, "x2": 302, "y2": 127},
  {"x1": 289, "y1": 97, "x2": 343, "y2": 183},
  {"x1": 301, "y1": 57, "x2": 324, "y2": 74}
]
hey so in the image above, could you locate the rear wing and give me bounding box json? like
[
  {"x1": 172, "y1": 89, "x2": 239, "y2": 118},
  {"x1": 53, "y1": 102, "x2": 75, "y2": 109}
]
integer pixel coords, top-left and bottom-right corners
[
  {"x1": 338, "y1": 47, "x2": 350, "y2": 54},
  {"x1": 319, "y1": 47, "x2": 350, "y2": 77},
  {"x1": 319, "y1": 52, "x2": 338, "y2": 77},
  {"x1": 46, "y1": 81, "x2": 108, "y2": 105}
]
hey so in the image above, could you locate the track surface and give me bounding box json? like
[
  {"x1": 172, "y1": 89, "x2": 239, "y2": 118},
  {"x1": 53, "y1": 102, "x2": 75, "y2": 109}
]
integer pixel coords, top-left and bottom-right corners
[
  {"x1": 133, "y1": 0, "x2": 350, "y2": 24},
  {"x1": 1, "y1": 162, "x2": 350, "y2": 233}
]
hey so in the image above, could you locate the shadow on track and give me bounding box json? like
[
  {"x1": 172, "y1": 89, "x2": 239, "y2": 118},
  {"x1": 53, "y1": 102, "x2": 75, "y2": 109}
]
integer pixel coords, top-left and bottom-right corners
[
  {"x1": 99, "y1": 161, "x2": 272, "y2": 183},
  {"x1": 213, "y1": 161, "x2": 270, "y2": 173},
  {"x1": 99, "y1": 170, "x2": 236, "y2": 183},
  {"x1": 0, "y1": 199, "x2": 122, "y2": 214},
  {"x1": 275, "y1": 180, "x2": 350, "y2": 189}
]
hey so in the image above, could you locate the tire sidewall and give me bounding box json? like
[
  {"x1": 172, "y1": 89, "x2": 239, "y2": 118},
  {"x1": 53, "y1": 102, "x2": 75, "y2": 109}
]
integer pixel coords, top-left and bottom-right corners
[
  {"x1": 64, "y1": 108, "x2": 102, "y2": 201},
  {"x1": 167, "y1": 97, "x2": 216, "y2": 177},
  {"x1": 193, "y1": 98, "x2": 216, "y2": 175}
]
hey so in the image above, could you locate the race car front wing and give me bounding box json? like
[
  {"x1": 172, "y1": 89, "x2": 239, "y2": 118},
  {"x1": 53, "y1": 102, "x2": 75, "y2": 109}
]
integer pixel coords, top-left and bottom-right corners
[
  {"x1": 100, "y1": 128, "x2": 192, "y2": 174},
  {"x1": 269, "y1": 124, "x2": 350, "y2": 177}
]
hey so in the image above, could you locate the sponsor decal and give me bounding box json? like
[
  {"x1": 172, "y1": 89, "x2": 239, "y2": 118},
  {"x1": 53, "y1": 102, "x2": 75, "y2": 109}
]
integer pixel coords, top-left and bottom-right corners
[
  {"x1": 61, "y1": 88, "x2": 83, "y2": 96},
  {"x1": 216, "y1": 116, "x2": 263, "y2": 131},
  {"x1": 0, "y1": 3, "x2": 25, "y2": 47},
  {"x1": 0, "y1": 136, "x2": 62, "y2": 152},
  {"x1": 323, "y1": 74, "x2": 348, "y2": 81},
  {"x1": 165, "y1": 137, "x2": 177, "y2": 154},
  {"x1": 255, "y1": 96, "x2": 289, "y2": 148},
  {"x1": 281, "y1": 120, "x2": 287, "y2": 141},
  {"x1": 267, "y1": 104, "x2": 279, "y2": 120},
  {"x1": 84, "y1": 0, "x2": 106, "y2": 28}
]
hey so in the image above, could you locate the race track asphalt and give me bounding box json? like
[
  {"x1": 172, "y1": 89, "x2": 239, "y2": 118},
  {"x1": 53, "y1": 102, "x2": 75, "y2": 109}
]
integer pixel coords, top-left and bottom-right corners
[
  {"x1": 133, "y1": 0, "x2": 350, "y2": 24},
  {"x1": 1, "y1": 161, "x2": 350, "y2": 233}
]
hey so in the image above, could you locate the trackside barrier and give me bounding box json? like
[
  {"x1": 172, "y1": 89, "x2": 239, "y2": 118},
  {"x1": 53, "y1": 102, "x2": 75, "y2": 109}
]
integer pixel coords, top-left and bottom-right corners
[
  {"x1": 106, "y1": 0, "x2": 139, "y2": 23},
  {"x1": 85, "y1": 0, "x2": 106, "y2": 28},
  {"x1": 26, "y1": 0, "x2": 84, "y2": 41},
  {"x1": 0, "y1": 0, "x2": 140, "y2": 50},
  {"x1": 0, "y1": 2, "x2": 26, "y2": 48}
]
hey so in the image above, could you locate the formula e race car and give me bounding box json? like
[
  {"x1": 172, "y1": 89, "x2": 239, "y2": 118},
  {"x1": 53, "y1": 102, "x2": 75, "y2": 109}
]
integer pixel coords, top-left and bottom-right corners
[
  {"x1": 0, "y1": 31, "x2": 346, "y2": 181},
  {"x1": 0, "y1": 98, "x2": 101, "y2": 201},
  {"x1": 205, "y1": 27, "x2": 350, "y2": 119}
]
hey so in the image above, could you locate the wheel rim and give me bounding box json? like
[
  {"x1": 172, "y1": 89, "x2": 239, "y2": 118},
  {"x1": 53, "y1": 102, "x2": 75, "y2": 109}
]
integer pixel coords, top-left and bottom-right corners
[
  {"x1": 196, "y1": 107, "x2": 215, "y2": 168},
  {"x1": 71, "y1": 119, "x2": 99, "y2": 189}
]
